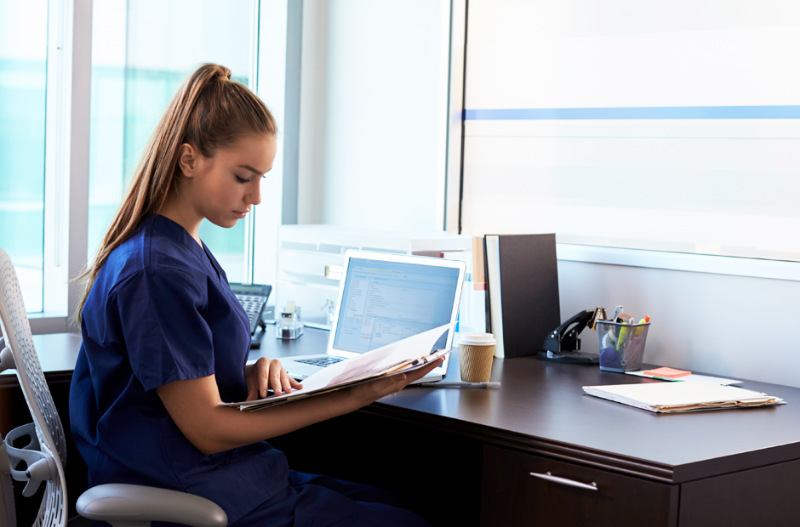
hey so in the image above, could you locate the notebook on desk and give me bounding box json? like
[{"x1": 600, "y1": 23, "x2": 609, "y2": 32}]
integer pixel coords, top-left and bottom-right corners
[{"x1": 279, "y1": 250, "x2": 466, "y2": 383}]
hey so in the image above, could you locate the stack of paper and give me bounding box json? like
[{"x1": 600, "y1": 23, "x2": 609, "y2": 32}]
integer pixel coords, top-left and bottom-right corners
[
  {"x1": 582, "y1": 382, "x2": 785, "y2": 413},
  {"x1": 222, "y1": 324, "x2": 452, "y2": 411}
]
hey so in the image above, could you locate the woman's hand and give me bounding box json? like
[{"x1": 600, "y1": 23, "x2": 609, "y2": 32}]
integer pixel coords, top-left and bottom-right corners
[
  {"x1": 245, "y1": 357, "x2": 302, "y2": 400},
  {"x1": 348, "y1": 357, "x2": 444, "y2": 406}
]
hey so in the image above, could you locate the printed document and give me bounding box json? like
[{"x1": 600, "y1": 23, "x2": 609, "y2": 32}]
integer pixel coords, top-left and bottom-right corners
[
  {"x1": 223, "y1": 324, "x2": 452, "y2": 411},
  {"x1": 582, "y1": 382, "x2": 784, "y2": 413}
]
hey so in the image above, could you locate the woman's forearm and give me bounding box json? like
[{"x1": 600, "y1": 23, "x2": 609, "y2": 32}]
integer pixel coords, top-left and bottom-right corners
[{"x1": 156, "y1": 368, "x2": 430, "y2": 455}]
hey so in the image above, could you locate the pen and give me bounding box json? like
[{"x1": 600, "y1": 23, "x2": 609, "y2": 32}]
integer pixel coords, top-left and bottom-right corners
[
  {"x1": 634, "y1": 315, "x2": 651, "y2": 336},
  {"x1": 416, "y1": 381, "x2": 501, "y2": 389}
]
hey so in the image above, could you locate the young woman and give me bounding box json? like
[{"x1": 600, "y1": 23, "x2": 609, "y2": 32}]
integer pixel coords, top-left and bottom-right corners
[{"x1": 69, "y1": 63, "x2": 439, "y2": 526}]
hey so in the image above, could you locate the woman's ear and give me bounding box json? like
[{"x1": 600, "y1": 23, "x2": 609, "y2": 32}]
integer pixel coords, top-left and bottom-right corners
[{"x1": 177, "y1": 143, "x2": 198, "y2": 178}]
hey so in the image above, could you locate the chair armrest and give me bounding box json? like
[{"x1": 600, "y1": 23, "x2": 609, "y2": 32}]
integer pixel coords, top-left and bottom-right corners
[{"x1": 77, "y1": 483, "x2": 228, "y2": 527}]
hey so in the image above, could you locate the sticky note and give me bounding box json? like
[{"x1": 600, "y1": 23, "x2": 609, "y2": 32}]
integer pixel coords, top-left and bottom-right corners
[{"x1": 643, "y1": 367, "x2": 691, "y2": 379}]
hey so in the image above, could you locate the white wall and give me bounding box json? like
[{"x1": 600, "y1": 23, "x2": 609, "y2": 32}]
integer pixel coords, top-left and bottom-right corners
[{"x1": 559, "y1": 260, "x2": 800, "y2": 388}]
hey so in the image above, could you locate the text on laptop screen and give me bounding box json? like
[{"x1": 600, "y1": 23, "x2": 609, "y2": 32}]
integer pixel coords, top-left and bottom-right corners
[{"x1": 332, "y1": 257, "x2": 461, "y2": 353}]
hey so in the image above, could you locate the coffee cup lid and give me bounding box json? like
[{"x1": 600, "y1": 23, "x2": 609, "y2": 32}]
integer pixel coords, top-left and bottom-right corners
[{"x1": 458, "y1": 332, "x2": 496, "y2": 346}]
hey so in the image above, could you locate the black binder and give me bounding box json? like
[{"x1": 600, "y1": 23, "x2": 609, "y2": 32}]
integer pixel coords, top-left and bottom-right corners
[{"x1": 483, "y1": 233, "x2": 560, "y2": 358}]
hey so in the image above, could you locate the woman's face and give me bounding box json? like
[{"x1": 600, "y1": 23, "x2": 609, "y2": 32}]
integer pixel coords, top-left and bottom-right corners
[{"x1": 185, "y1": 133, "x2": 277, "y2": 229}]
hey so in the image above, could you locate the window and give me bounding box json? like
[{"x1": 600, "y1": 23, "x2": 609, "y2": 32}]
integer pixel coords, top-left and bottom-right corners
[
  {"x1": 90, "y1": 0, "x2": 257, "y2": 283},
  {"x1": 460, "y1": 0, "x2": 800, "y2": 273},
  {"x1": 0, "y1": 1, "x2": 49, "y2": 312},
  {"x1": 1, "y1": 0, "x2": 289, "y2": 324}
]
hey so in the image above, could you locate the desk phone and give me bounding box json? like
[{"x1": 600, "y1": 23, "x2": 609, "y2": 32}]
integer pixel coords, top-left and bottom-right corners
[{"x1": 230, "y1": 283, "x2": 272, "y2": 334}]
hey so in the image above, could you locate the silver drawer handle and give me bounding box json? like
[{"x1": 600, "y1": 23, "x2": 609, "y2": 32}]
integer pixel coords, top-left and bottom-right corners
[{"x1": 529, "y1": 471, "x2": 598, "y2": 491}]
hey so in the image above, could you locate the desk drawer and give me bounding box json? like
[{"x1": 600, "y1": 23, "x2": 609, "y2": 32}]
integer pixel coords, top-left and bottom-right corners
[
  {"x1": 481, "y1": 446, "x2": 678, "y2": 527},
  {"x1": 678, "y1": 458, "x2": 800, "y2": 527}
]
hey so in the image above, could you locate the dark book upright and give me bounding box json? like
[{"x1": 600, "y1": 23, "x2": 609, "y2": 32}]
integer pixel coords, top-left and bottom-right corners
[{"x1": 483, "y1": 234, "x2": 560, "y2": 358}]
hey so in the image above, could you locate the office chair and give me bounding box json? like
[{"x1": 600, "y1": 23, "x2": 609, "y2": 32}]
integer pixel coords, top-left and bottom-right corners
[{"x1": 0, "y1": 247, "x2": 227, "y2": 527}]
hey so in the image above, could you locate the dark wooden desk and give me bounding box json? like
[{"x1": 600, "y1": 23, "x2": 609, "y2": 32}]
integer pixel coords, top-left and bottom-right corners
[
  {"x1": 252, "y1": 327, "x2": 800, "y2": 527},
  {"x1": 14, "y1": 328, "x2": 800, "y2": 526}
]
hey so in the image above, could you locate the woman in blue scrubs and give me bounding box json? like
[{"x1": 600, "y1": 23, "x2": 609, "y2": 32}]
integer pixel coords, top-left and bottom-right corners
[{"x1": 69, "y1": 63, "x2": 439, "y2": 526}]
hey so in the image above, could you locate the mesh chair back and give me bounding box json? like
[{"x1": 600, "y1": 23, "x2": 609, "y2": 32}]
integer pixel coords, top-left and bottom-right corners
[{"x1": 0, "y1": 247, "x2": 68, "y2": 527}]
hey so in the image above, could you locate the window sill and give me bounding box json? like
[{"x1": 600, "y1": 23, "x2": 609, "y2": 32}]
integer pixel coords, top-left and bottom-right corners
[
  {"x1": 27, "y1": 312, "x2": 75, "y2": 334},
  {"x1": 556, "y1": 244, "x2": 800, "y2": 282}
]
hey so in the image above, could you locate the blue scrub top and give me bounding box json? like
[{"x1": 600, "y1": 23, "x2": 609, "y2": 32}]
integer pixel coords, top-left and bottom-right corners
[{"x1": 69, "y1": 215, "x2": 289, "y2": 523}]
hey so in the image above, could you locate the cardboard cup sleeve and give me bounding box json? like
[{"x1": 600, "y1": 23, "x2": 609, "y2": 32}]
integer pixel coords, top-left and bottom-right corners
[{"x1": 459, "y1": 333, "x2": 497, "y2": 382}]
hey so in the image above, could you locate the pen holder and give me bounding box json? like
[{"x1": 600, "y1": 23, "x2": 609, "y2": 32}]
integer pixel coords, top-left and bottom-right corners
[{"x1": 596, "y1": 320, "x2": 650, "y2": 372}]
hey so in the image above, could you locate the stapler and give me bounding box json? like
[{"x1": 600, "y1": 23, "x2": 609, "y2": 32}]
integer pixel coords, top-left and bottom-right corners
[{"x1": 538, "y1": 308, "x2": 605, "y2": 365}]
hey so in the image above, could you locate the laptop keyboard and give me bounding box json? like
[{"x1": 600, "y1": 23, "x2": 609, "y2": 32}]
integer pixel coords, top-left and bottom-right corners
[{"x1": 296, "y1": 356, "x2": 344, "y2": 367}]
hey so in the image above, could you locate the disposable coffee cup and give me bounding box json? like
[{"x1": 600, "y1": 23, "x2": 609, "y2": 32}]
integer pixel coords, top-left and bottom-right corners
[{"x1": 459, "y1": 332, "x2": 496, "y2": 383}]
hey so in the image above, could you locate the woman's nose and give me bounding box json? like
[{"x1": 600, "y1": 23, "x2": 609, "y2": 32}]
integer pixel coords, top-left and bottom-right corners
[{"x1": 248, "y1": 182, "x2": 262, "y2": 206}]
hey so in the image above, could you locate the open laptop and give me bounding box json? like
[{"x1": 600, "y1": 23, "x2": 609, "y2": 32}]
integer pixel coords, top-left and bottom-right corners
[{"x1": 279, "y1": 250, "x2": 466, "y2": 383}]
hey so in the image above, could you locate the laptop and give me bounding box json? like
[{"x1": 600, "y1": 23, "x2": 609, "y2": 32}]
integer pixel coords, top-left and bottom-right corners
[{"x1": 279, "y1": 250, "x2": 466, "y2": 383}]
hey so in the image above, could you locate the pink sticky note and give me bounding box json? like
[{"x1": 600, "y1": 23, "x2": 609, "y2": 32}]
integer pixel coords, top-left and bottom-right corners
[{"x1": 643, "y1": 367, "x2": 691, "y2": 379}]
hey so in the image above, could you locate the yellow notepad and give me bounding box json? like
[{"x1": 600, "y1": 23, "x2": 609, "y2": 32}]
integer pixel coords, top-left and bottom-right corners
[{"x1": 582, "y1": 382, "x2": 784, "y2": 413}]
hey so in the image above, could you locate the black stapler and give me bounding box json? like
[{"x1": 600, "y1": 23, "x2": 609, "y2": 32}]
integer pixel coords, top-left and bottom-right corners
[{"x1": 538, "y1": 308, "x2": 603, "y2": 365}]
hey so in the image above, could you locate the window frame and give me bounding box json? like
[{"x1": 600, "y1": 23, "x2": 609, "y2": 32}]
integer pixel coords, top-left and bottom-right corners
[
  {"x1": 30, "y1": 0, "x2": 292, "y2": 333},
  {"x1": 30, "y1": 0, "x2": 91, "y2": 333}
]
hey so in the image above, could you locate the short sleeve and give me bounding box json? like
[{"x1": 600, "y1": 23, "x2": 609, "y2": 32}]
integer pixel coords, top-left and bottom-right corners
[{"x1": 112, "y1": 265, "x2": 216, "y2": 391}]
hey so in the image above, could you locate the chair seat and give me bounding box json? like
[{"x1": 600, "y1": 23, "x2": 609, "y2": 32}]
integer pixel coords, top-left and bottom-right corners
[{"x1": 77, "y1": 483, "x2": 227, "y2": 527}]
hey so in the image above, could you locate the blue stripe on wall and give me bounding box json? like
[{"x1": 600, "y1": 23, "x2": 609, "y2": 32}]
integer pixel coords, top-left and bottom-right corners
[{"x1": 464, "y1": 106, "x2": 800, "y2": 120}]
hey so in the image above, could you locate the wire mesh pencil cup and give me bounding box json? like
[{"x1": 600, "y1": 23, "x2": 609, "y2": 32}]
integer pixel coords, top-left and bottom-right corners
[{"x1": 597, "y1": 320, "x2": 651, "y2": 372}]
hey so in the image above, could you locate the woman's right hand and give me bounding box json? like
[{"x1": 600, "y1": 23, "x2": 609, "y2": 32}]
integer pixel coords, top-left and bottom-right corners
[
  {"x1": 245, "y1": 357, "x2": 302, "y2": 400},
  {"x1": 348, "y1": 357, "x2": 444, "y2": 406}
]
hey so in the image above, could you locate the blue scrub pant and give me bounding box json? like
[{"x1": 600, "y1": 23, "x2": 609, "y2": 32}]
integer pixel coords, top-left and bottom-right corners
[{"x1": 233, "y1": 470, "x2": 431, "y2": 527}]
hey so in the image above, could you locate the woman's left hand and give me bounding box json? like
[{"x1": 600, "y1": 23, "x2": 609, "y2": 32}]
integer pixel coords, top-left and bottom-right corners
[{"x1": 245, "y1": 357, "x2": 303, "y2": 400}]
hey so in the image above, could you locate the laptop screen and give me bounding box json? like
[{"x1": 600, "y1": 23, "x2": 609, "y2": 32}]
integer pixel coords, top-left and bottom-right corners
[{"x1": 331, "y1": 253, "x2": 465, "y2": 354}]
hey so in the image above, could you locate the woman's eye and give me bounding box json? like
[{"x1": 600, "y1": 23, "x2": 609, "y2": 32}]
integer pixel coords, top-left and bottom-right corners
[{"x1": 234, "y1": 175, "x2": 249, "y2": 183}]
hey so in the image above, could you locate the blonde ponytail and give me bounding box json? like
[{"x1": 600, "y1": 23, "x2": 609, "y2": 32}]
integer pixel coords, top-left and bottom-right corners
[{"x1": 76, "y1": 64, "x2": 276, "y2": 319}]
